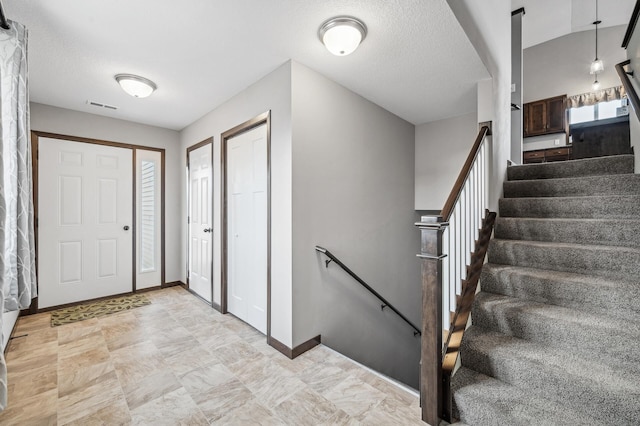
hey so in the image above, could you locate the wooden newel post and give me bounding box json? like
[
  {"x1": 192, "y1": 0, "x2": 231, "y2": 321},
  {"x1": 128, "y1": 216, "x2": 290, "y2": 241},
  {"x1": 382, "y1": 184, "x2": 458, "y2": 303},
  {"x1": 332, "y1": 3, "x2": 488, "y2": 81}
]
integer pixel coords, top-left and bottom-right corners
[{"x1": 416, "y1": 216, "x2": 447, "y2": 425}]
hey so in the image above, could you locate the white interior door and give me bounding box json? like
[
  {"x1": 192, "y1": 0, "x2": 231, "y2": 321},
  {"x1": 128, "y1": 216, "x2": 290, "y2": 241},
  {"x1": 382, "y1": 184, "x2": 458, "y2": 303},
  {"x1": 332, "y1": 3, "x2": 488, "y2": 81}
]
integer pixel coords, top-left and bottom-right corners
[
  {"x1": 188, "y1": 143, "x2": 213, "y2": 303},
  {"x1": 227, "y1": 124, "x2": 267, "y2": 333},
  {"x1": 38, "y1": 138, "x2": 133, "y2": 309}
]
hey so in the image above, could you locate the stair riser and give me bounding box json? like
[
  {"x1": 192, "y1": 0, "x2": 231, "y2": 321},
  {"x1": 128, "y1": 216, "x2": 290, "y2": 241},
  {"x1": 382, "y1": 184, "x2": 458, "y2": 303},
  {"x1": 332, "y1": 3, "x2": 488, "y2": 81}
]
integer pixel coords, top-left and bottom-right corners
[
  {"x1": 488, "y1": 240, "x2": 640, "y2": 281},
  {"x1": 503, "y1": 175, "x2": 640, "y2": 198},
  {"x1": 499, "y1": 196, "x2": 640, "y2": 219},
  {"x1": 471, "y1": 296, "x2": 640, "y2": 367},
  {"x1": 507, "y1": 155, "x2": 634, "y2": 181},
  {"x1": 461, "y1": 333, "x2": 640, "y2": 424},
  {"x1": 494, "y1": 218, "x2": 640, "y2": 248},
  {"x1": 480, "y1": 266, "x2": 640, "y2": 321}
]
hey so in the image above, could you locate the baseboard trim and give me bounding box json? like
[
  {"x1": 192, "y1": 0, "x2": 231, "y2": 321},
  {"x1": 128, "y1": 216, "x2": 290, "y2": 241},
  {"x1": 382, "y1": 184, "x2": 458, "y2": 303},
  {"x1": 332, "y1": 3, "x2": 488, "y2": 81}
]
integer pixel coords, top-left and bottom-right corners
[
  {"x1": 293, "y1": 335, "x2": 321, "y2": 358},
  {"x1": 268, "y1": 335, "x2": 321, "y2": 359},
  {"x1": 163, "y1": 281, "x2": 187, "y2": 289}
]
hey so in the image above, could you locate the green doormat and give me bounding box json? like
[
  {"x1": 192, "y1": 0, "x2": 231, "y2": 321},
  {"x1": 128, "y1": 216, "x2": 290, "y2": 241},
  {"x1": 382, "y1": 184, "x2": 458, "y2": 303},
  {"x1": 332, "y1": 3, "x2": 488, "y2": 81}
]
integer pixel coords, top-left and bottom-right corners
[{"x1": 50, "y1": 294, "x2": 151, "y2": 326}]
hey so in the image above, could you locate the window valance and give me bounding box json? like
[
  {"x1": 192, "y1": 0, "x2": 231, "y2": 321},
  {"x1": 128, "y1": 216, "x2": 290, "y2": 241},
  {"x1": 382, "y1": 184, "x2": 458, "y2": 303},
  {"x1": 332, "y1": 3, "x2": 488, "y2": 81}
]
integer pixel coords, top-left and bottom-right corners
[{"x1": 567, "y1": 85, "x2": 626, "y2": 108}]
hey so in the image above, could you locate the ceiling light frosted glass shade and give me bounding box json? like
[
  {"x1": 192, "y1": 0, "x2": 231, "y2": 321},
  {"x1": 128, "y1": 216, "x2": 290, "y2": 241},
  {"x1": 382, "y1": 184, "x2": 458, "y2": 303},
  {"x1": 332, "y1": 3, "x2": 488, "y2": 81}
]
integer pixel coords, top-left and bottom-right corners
[
  {"x1": 319, "y1": 17, "x2": 367, "y2": 56},
  {"x1": 590, "y1": 59, "x2": 604, "y2": 74},
  {"x1": 592, "y1": 79, "x2": 601, "y2": 91},
  {"x1": 115, "y1": 74, "x2": 157, "y2": 98}
]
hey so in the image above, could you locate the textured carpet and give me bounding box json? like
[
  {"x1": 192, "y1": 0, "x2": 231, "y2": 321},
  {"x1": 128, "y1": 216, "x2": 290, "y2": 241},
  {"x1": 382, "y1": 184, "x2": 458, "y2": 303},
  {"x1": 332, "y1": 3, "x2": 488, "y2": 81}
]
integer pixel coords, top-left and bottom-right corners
[
  {"x1": 50, "y1": 294, "x2": 151, "y2": 326},
  {"x1": 452, "y1": 154, "x2": 640, "y2": 425}
]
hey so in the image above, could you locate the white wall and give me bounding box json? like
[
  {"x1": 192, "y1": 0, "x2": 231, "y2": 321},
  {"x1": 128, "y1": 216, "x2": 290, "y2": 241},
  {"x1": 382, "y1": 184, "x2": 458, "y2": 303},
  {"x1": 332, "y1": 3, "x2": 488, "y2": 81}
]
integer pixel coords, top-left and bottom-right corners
[
  {"x1": 415, "y1": 112, "x2": 478, "y2": 210},
  {"x1": 447, "y1": 0, "x2": 512, "y2": 212},
  {"x1": 524, "y1": 25, "x2": 627, "y2": 103},
  {"x1": 290, "y1": 62, "x2": 420, "y2": 387},
  {"x1": 29, "y1": 103, "x2": 183, "y2": 282},
  {"x1": 179, "y1": 62, "x2": 293, "y2": 347}
]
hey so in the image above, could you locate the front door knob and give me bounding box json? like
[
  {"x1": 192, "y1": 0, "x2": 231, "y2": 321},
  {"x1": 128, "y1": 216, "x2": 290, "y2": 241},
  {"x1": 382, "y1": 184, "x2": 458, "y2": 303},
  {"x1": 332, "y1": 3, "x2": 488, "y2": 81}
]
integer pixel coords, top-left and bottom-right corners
[
  {"x1": 123, "y1": 226, "x2": 130, "y2": 231},
  {"x1": 203, "y1": 228, "x2": 213, "y2": 233}
]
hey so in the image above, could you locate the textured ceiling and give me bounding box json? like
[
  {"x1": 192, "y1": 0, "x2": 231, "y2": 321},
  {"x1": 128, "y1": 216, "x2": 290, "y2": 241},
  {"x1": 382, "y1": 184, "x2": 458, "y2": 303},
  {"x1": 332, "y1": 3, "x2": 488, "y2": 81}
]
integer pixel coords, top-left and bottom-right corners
[
  {"x1": 513, "y1": 0, "x2": 635, "y2": 49},
  {"x1": 4, "y1": 0, "x2": 489, "y2": 130}
]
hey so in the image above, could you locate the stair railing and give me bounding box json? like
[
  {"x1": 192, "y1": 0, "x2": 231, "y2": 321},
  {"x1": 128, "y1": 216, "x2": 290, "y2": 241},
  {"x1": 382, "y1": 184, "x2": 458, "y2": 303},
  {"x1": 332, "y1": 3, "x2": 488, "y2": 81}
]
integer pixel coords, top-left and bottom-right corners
[
  {"x1": 415, "y1": 125, "x2": 495, "y2": 425},
  {"x1": 616, "y1": 60, "x2": 640, "y2": 124},
  {"x1": 315, "y1": 246, "x2": 421, "y2": 336}
]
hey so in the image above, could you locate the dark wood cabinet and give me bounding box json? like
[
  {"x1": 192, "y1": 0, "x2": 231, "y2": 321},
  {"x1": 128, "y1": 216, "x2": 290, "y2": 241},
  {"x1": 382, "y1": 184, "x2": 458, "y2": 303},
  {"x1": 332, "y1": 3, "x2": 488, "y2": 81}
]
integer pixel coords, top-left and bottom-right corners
[
  {"x1": 523, "y1": 147, "x2": 572, "y2": 164},
  {"x1": 523, "y1": 95, "x2": 567, "y2": 137}
]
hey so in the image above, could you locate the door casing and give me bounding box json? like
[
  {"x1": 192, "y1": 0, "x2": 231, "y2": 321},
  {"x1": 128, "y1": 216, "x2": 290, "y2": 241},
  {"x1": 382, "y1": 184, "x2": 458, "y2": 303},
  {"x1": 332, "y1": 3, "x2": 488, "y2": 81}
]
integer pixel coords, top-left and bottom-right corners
[{"x1": 30, "y1": 131, "x2": 166, "y2": 312}]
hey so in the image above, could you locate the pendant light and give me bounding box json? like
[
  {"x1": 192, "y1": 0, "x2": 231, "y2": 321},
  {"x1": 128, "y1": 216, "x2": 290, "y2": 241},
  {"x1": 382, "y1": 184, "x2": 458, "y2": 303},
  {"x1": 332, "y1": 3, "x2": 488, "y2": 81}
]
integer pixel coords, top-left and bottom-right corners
[{"x1": 590, "y1": 0, "x2": 604, "y2": 75}]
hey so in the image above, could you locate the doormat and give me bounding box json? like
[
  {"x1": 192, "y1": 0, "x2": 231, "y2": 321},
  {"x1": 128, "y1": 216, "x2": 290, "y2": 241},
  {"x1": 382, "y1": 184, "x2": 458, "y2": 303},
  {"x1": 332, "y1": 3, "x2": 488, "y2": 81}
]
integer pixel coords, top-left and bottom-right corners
[{"x1": 50, "y1": 294, "x2": 151, "y2": 327}]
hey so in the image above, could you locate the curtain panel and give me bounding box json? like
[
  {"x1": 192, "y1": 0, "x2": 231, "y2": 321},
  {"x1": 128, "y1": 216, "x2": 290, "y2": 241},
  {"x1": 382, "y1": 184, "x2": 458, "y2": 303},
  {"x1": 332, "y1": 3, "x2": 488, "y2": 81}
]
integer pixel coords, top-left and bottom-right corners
[
  {"x1": 567, "y1": 85, "x2": 627, "y2": 109},
  {"x1": 0, "y1": 20, "x2": 36, "y2": 410}
]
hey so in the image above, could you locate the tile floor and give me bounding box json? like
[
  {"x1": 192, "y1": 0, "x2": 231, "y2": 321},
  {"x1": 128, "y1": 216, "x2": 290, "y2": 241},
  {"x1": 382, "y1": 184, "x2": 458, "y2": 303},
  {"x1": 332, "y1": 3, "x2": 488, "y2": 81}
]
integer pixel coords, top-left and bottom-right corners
[{"x1": 0, "y1": 286, "x2": 424, "y2": 425}]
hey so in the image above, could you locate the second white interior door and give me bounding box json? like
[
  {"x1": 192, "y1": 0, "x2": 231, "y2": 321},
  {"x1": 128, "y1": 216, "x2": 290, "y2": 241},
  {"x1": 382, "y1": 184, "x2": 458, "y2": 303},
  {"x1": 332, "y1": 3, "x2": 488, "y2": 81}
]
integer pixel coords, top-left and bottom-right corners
[
  {"x1": 227, "y1": 124, "x2": 267, "y2": 334},
  {"x1": 188, "y1": 143, "x2": 213, "y2": 303}
]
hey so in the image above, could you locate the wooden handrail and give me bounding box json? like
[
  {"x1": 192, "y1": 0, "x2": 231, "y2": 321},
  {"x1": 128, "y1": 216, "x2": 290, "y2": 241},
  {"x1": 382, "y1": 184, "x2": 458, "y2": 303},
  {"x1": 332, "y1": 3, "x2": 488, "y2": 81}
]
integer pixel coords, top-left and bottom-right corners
[
  {"x1": 440, "y1": 126, "x2": 490, "y2": 221},
  {"x1": 616, "y1": 60, "x2": 640, "y2": 124}
]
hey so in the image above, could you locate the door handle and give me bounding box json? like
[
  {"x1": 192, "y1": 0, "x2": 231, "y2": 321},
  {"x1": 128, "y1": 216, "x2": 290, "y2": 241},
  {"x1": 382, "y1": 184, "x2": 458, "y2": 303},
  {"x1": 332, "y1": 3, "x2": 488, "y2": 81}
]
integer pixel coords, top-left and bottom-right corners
[
  {"x1": 123, "y1": 226, "x2": 130, "y2": 231},
  {"x1": 203, "y1": 228, "x2": 213, "y2": 233}
]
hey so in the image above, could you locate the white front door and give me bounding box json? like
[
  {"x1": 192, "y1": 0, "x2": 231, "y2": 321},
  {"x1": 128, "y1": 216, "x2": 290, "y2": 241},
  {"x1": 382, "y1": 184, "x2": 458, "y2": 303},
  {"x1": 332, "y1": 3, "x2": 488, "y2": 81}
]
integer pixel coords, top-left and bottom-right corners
[
  {"x1": 188, "y1": 143, "x2": 213, "y2": 303},
  {"x1": 227, "y1": 124, "x2": 267, "y2": 333},
  {"x1": 38, "y1": 138, "x2": 133, "y2": 309}
]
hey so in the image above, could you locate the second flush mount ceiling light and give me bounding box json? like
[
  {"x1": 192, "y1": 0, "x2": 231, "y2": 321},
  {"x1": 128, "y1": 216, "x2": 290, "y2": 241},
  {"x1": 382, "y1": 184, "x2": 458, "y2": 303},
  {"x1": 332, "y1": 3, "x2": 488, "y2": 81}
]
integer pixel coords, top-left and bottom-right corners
[
  {"x1": 319, "y1": 16, "x2": 367, "y2": 56},
  {"x1": 115, "y1": 74, "x2": 157, "y2": 98}
]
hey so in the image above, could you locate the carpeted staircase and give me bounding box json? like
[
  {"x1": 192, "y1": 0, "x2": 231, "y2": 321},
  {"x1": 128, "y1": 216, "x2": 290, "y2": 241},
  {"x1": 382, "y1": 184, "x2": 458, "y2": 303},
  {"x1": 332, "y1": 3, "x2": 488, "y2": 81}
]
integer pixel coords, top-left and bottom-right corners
[{"x1": 451, "y1": 154, "x2": 640, "y2": 425}]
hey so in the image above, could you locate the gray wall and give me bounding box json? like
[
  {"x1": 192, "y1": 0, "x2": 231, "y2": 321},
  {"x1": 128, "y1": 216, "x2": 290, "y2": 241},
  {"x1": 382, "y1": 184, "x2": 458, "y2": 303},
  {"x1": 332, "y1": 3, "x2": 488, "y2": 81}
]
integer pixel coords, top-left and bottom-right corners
[
  {"x1": 179, "y1": 62, "x2": 294, "y2": 347},
  {"x1": 448, "y1": 0, "x2": 512, "y2": 212},
  {"x1": 290, "y1": 62, "x2": 421, "y2": 388},
  {"x1": 29, "y1": 103, "x2": 183, "y2": 283},
  {"x1": 523, "y1": 25, "x2": 627, "y2": 103},
  {"x1": 415, "y1": 112, "x2": 478, "y2": 210}
]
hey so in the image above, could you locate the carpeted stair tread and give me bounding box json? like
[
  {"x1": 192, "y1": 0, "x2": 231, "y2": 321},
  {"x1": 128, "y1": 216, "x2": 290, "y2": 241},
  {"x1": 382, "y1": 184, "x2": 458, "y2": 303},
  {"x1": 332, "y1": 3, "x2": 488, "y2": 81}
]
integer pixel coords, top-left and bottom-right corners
[
  {"x1": 452, "y1": 366, "x2": 599, "y2": 426},
  {"x1": 480, "y1": 263, "x2": 640, "y2": 321},
  {"x1": 503, "y1": 173, "x2": 640, "y2": 198},
  {"x1": 494, "y1": 217, "x2": 640, "y2": 247},
  {"x1": 507, "y1": 154, "x2": 634, "y2": 181},
  {"x1": 499, "y1": 194, "x2": 640, "y2": 218},
  {"x1": 459, "y1": 327, "x2": 640, "y2": 425},
  {"x1": 471, "y1": 292, "x2": 640, "y2": 367},
  {"x1": 488, "y1": 238, "x2": 640, "y2": 281}
]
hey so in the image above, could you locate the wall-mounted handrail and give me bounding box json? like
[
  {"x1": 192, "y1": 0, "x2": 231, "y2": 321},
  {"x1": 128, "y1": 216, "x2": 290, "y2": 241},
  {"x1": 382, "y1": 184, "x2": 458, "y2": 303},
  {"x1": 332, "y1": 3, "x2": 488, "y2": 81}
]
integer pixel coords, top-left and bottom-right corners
[
  {"x1": 315, "y1": 246, "x2": 421, "y2": 336},
  {"x1": 441, "y1": 126, "x2": 490, "y2": 221},
  {"x1": 616, "y1": 60, "x2": 640, "y2": 124}
]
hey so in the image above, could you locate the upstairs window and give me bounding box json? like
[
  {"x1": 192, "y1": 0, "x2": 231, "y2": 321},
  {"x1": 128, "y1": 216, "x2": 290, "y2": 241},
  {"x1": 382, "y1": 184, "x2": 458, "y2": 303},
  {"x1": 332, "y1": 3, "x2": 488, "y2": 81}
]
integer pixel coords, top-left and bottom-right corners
[{"x1": 567, "y1": 86, "x2": 626, "y2": 125}]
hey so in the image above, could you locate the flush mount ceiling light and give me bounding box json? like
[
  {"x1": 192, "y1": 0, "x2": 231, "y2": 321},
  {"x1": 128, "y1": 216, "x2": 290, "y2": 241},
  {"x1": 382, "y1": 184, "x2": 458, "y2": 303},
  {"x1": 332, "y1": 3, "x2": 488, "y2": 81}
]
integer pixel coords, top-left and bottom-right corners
[
  {"x1": 115, "y1": 74, "x2": 157, "y2": 98},
  {"x1": 318, "y1": 16, "x2": 367, "y2": 56},
  {"x1": 590, "y1": 0, "x2": 604, "y2": 75}
]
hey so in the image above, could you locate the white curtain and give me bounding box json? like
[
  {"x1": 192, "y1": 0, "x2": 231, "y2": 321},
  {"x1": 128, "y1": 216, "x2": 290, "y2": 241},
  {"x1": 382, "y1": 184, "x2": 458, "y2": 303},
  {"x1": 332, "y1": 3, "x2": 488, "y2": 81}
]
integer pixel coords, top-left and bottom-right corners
[{"x1": 0, "y1": 20, "x2": 36, "y2": 410}]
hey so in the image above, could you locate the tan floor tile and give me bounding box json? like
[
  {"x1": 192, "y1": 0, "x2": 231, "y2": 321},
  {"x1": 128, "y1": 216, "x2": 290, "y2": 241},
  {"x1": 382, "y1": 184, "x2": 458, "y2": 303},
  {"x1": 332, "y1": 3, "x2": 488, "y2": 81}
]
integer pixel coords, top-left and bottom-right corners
[
  {"x1": 129, "y1": 387, "x2": 208, "y2": 426},
  {"x1": 63, "y1": 395, "x2": 131, "y2": 426},
  {"x1": 13, "y1": 312, "x2": 51, "y2": 334},
  {"x1": 299, "y1": 363, "x2": 351, "y2": 394},
  {"x1": 212, "y1": 398, "x2": 283, "y2": 425},
  {"x1": 191, "y1": 378, "x2": 254, "y2": 422},
  {"x1": 180, "y1": 362, "x2": 235, "y2": 398},
  {"x1": 122, "y1": 370, "x2": 182, "y2": 410},
  {"x1": 164, "y1": 344, "x2": 217, "y2": 377},
  {"x1": 322, "y1": 375, "x2": 386, "y2": 417},
  {"x1": 57, "y1": 371, "x2": 124, "y2": 425},
  {"x1": 111, "y1": 340, "x2": 168, "y2": 388},
  {"x1": 274, "y1": 387, "x2": 343, "y2": 426},
  {"x1": 7, "y1": 365, "x2": 57, "y2": 400},
  {"x1": 56, "y1": 318, "x2": 101, "y2": 344},
  {"x1": 0, "y1": 388, "x2": 57, "y2": 425},
  {"x1": 359, "y1": 397, "x2": 423, "y2": 425},
  {"x1": 58, "y1": 360, "x2": 115, "y2": 398},
  {"x1": 211, "y1": 339, "x2": 263, "y2": 367}
]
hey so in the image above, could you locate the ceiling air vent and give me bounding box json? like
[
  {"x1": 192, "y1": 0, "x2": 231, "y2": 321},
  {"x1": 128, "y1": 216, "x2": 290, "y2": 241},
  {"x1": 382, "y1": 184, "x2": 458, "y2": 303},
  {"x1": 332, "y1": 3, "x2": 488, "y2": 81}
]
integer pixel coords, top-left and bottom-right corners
[{"x1": 86, "y1": 100, "x2": 118, "y2": 110}]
